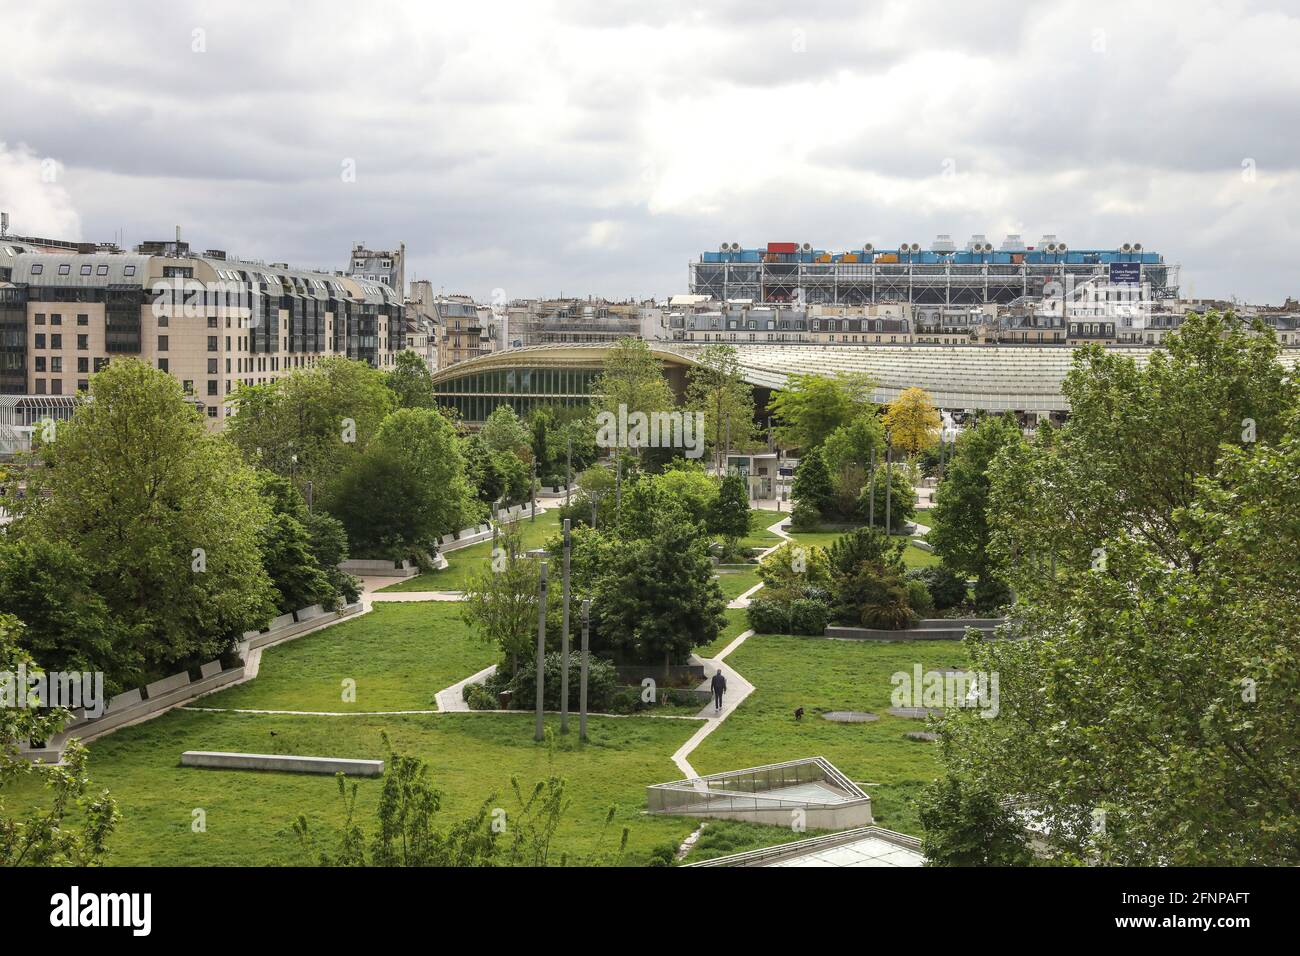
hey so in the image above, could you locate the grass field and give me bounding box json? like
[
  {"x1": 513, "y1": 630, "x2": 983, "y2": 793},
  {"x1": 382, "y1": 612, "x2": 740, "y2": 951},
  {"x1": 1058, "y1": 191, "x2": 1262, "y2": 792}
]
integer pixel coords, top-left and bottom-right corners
[
  {"x1": 714, "y1": 563, "x2": 761, "y2": 601},
  {"x1": 381, "y1": 510, "x2": 561, "y2": 592},
  {"x1": 5, "y1": 709, "x2": 702, "y2": 866},
  {"x1": 696, "y1": 607, "x2": 751, "y2": 659},
  {"x1": 680, "y1": 819, "x2": 831, "y2": 863},
  {"x1": 738, "y1": 508, "x2": 785, "y2": 551},
  {"x1": 204, "y1": 602, "x2": 496, "y2": 713},
  {"x1": 689, "y1": 633, "x2": 966, "y2": 836}
]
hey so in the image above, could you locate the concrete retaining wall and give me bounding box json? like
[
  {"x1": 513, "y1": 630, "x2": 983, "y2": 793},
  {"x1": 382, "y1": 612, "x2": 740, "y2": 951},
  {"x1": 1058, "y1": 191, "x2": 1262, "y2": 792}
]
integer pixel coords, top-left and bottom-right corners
[
  {"x1": 181, "y1": 751, "x2": 384, "y2": 776},
  {"x1": 823, "y1": 617, "x2": 1006, "y2": 641},
  {"x1": 338, "y1": 558, "x2": 416, "y2": 577}
]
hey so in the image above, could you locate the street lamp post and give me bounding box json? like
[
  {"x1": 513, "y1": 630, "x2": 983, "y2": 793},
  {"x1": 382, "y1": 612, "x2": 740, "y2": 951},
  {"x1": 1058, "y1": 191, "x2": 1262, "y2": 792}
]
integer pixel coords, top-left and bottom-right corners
[
  {"x1": 565, "y1": 438, "x2": 572, "y2": 509},
  {"x1": 579, "y1": 599, "x2": 590, "y2": 741},
  {"x1": 530, "y1": 459, "x2": 537, "y2": 522},
  {"x1": 868, "y1": 447, "x2": 877, "y2": 528},
  {"x1": 535, "y1": 560, "x2": 547, "y2": 742},
  {"x1": 560, "y1": 520, "x2": 571, "y2": 734},
  {"x1": 884, "y1": 435, "x2": 893, "y2": 535}
]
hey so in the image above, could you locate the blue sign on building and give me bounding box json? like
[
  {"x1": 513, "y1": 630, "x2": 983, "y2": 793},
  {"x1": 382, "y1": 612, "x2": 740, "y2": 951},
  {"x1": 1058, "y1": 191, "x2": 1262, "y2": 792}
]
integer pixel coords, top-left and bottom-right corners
[{"x1": 1109, "y1": 262, "x2": 1141, "y2": 285}]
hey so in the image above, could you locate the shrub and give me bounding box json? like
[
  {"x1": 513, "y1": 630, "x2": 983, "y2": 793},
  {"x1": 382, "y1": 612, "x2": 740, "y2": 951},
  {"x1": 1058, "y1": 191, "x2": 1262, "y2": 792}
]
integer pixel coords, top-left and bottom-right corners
[
  {"x1": 463, "y1": 683, "x2": 499, "y2": 711},
  {"x1": 508, "y1": 651, "x2": 618, "y2": 712},
  {"x1": 973, "y1": 573, "x2": 1012, "y2": 613},
  {"x1": 904, "y1": 577, "x2": 934, "y2": 617},
  {"x1": 788, "y1": 598, "x2": 830, "y2": 635},
  {"x1": 746, "y1": 597, "x2": 790, "y2": 634},
  {"x1": 910, "y1": 565, "x2": 968, "y2": 610}
]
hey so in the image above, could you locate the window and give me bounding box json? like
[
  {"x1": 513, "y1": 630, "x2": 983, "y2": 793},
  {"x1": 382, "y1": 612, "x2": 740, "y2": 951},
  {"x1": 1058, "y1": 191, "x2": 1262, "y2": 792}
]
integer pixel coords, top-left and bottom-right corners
[
  {"x1": 58, "y1": 264, "x2": 71, "y2": 275},
  {"x1": 94, "y1": 357, "x2": 109, "y2": 372},
  {"x1": 30, "y1": 264, "x2": 42, "y2": 275},
  {"x1": 34, "y1": 313, "x2": 45, "y2": 325},
  {"x1": 34, "y1": 357, "x2": 46, "y2": 372},
  {"x1": 158, "y1": 335, "x2": 168, "y2": 351},
  {"x1": 158, "y1": 315, "x2": 168, "y2": 327},
  {"x1": 52, "y1": 380, "x2": 63, "y2": 395},
  {"x1": 207, "y1": 336, "x2": 218, "y2": 351},
  {"x1": 77, "y1": 357, "x2": 88, "y2": 373},
  {"x1": 207, "y1": 358, "x2": 218, "y2": 374},
  {"x1": 51, "y1": 334, "x2": 62, "y2": 348},
  {"x1": 77, "y1": 334, "x2": 87, "y2": 350},
  {"x1": 51, "y1": 314, "x2": 62, "y2": 325},
  {"x1": 207, "y1": 380, "x2": 218, "y2": 396},
  {"x1": 35, "y1": 379, "x2": 45, "y2": 394},
  {"x1": 34, "y1": 334, "x2": 45, "y2": 349},
  {"x1": 207, "y1": 316, "x2": 217, "y2": 328},
  {"x1": 123, "y1": 266, "x2": 136, "y2": 277},
  {"x1": 80, "y1": 265, "x2": 92, "y2": 276},
  {"x1": 96, "y1": 265, "x2": 108, "y2": 276},
  {"x1": 51, "y1": 357, "x2": 62, "y2": 373},
  {"x1": 78, "y1": 380, "x2": 89, "y2": 392},
  {"x1": 77, "y1": 314, "x2": 88, "y2": 325},
  {"x1": 206, "y1": 406, "x2": 218, "y2": 418},
  {"x1": 182, "y1": 380, "x2": 194, "y2": 395},
  {"x1": 157, "y1": 358, "x2": 168, "y2": 373}
]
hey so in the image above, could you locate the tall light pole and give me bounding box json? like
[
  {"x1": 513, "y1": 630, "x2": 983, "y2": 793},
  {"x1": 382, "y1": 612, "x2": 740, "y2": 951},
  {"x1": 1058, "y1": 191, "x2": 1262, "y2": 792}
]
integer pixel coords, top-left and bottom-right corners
[
  {"x1": 884, "y1": 435, "x2": 893, "y2": 536},
  {"x1": 530, "y1": 459, "x2": 537, "y2": 522},
  {"x1": 565, "y1": 437, "x2": 572, "y2": 509},
  {"x1": 535, "y1": 560, "x2": 547, "y2": 742},
  {"x1": 868, "y1": 447, "x2": 877, "y2": 528},
  {"x1": 560, "y1": 519, "x2": 571, "y2": 734},
  {"x1": 614, "y1": 454, "x2": 622, "y2": 525},
  {"x1": 579, "y1": 599, "x2": 590, "y2": 741}
]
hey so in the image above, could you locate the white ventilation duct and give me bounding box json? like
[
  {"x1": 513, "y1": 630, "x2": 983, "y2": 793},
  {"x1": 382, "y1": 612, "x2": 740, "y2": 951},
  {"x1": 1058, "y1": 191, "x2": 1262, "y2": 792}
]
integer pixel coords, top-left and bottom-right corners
[
  {"x1": 1121, "y1": 242, "x2": 1132, "y2": 253},
  {"x1": 1132, "y1": 242, "x2": 1142, "y2": 252},
  {"x1": 801, "y1": 242, "x2": 812, "y2": 252},
  {"x1": 910, "y1": 242, "x2": 921, "y2": 253},
  {"x1": 1057, "y1": 243, "x2": 1067, "y2": 253},
  {"x1": 863, "y1": 243, "x2": 875, "y2": 254}
]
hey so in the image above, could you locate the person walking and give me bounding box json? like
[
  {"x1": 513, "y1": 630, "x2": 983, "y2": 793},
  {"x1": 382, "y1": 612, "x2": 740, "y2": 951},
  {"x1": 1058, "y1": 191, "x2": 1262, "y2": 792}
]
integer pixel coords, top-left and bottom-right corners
[{"x1": 710, "y1": 669, "x2": 727, "y2": 712}]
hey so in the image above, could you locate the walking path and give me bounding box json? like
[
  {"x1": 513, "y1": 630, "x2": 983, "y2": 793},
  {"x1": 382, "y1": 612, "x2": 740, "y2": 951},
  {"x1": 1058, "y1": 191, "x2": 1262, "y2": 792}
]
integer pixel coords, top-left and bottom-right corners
[
  {"x1": 673, "y1": 628, "x2": 756, "y2": 777},
  {"x1": 435, "y1": 663, "x2": 497, "y2": 712}
]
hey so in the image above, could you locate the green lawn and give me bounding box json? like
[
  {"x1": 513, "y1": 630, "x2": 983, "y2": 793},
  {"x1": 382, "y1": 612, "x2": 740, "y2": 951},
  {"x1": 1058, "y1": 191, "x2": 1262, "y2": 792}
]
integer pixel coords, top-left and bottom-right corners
[
  {"x1": 205, "y1": 602, "x2": 496, "y2": 713},
  {"x1": 784, "y1": 528, "x2": 937, "y2": 569},
  {"x1": 681, "y1": 819, "x2": 832, "y2": 864},
  {"x1": 381, "y1": 510, "x2": 561, "y2": 592},
  {"x1": 696, "y1": 607, "x2": 751, "y2": 659},
  {"x1": 6, "y1": 709, "x2": 701, "y2": 866},
  {"x1": 738, "y1": 508, "x2": 785, "y2": 551},
  {"x1": 689, "y1": 634, "x2": 967, "y2": 836},
  {"x1": 714, "y1": 564, "x2": 761, "y2": 601}
]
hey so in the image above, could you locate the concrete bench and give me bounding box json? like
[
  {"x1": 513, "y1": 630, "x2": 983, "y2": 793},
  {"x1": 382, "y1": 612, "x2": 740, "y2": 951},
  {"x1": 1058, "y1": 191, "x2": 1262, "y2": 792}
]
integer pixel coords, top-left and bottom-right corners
[{"x1": 181, "y1": 751, "x2": 384, "y2": 777}]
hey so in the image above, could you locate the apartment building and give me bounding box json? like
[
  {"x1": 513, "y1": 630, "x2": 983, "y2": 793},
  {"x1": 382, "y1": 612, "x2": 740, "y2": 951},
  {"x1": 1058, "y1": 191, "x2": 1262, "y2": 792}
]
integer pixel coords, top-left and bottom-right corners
[{"x1": 0, "y1": 237, "x2": 405, "y2": 422}]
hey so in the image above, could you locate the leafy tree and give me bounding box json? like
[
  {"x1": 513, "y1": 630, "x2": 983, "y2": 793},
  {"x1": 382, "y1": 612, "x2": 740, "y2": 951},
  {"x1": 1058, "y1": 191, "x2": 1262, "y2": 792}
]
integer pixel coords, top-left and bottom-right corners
[
  {"x1": 884, "y1": 386, "x2": 941, "y2": 457},
  {"x1": 227, "y1": 357, "x2": 395, "y2": 507},
  {"x1": 907, "y1": 565, "x2": 968, "y2": 610},
  {"x1": 928, "y1": 414, "x2": 1024, "y2": 584},
  {"x1": 593, "y1": 338, "x2": 675, "y2": 429},
  {"x1": 822, "y1": 416, "x2": 885, "y2": 479},
  {"x1": 529, "y1": 408, "x2": 552, "y2": 477},
  {"x1": 460, "y1": 529, "x2": 540, "y2": 677},
  {"x1": 0, "y1": 538, "x2": 124, "y2": 690},
  {"x1": 790, "y1": 448, "x2": 832, "y2": 527},
  {"x1": 918, "y1": 776, "x2": 1033, "y2": 867},
  {"x1": 768, "y1": 372, "x2": 876, "y2": 451},
  {"x1": 464, "y1": 434, "x2": 505, "y2": 505},
  {"x1": 479, "y1": 404, "x2": 531, "y2": 459},
  {"x1": 305, "y1": 510, "x2": 359, "y2": 605},
  {"x1": 858, "y1": 462, "x2": 918, "y2": 532},
  {"x1": 385, "y1": 349, "x2": 436, "y2": 409},
  {"x1": 685, "y1": 344, "x2": 761, "y2": 470},
  {"x1": 256, "y1": 474, "x2": 339, "y2": 613},
  {"x1": 20, "y1": 359, "x2": 276, "y2": 680},
  {"x1": 935, "y1": 317, "x2": 1300, "y2": 865},
  {"x1": 708, "y1": 472, "x2": 751, "y2": 546},
  {"x1": 756, "y1": 541, "x2": 832, "y2": 599},
  {"x1": 591, "y1": 512, "x2": 727, "y2": 670},
  {"x1": 0, "y1": 615, "x2": 119, "y2": 866},
  {"x1": 333, "y1": 407, "x2": 477, "y2": 560}
]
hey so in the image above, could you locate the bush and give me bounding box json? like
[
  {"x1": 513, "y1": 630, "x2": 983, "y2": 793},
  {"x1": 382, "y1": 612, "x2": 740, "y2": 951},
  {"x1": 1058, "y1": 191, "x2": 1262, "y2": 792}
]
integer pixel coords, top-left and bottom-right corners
[
  {"x1": 746, "y1": 595, "x2": 828, "y2": 635},
  {"x1": 508, "y1": 651, "x2": 618, "y2": 712},
  {"x1": 904, "y1": 577, "x2": 934, "y2": 617},
  {"x1": 788, "y1": 598, "x2": 830, "y2": 635},
  {"x1": 910, "y1": 565, "x2": 968, "y2": 610},
  {"x1": 746, "y1": 597, "x2": 790, "y2": 634},
  {"x1": 463, "y1": 683, "x2": 499, "y2": 711},
  {"x1": 973, "y1": 573, "x2": 1012, "y2": 613}
]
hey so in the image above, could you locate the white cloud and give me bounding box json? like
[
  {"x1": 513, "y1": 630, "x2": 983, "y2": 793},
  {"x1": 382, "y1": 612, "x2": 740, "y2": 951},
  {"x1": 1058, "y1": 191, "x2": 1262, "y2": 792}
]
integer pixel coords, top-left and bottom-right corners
[{"x1": 0, "y1": 143, "x2": 82, "y2": 240}]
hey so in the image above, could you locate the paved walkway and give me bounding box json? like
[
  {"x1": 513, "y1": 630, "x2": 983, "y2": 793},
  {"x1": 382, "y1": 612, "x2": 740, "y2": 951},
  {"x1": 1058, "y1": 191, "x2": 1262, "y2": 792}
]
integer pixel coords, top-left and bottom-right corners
[
  {"x1": 673, "y1": 628, "x2": 757, "y2": 777},
  {"x1": 369, "y1": 590, "x2": 464, "y2": 603},
  {"x1": 435, "y1": 663, "x2": 497, "y2": 712}
]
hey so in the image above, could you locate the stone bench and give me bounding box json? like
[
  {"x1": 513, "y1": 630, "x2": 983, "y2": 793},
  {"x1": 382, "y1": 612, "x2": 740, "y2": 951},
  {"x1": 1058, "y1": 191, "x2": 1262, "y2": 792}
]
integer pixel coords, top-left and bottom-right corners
[{"x1": 181, "y1": 751, "x2": 384, "y2": 777}]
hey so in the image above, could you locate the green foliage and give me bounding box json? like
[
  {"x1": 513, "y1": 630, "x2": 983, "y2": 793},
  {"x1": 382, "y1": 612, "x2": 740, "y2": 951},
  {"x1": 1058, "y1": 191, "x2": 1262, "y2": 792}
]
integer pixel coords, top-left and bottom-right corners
[
  {"x1": 332, "y1": 407, "x2": 476, "y2": 559},
  {"x1": 918, "y1": 776, "x2": 1033, "y2": 867},
  {"x1": 0, "y1": 615, "x2": 119, "y2": 866},
  {"x1": 593, "y1": 338, "x2": 675, "y2": 428},
  {"x1": 591, "y1": 512, "x2": 727, "y2": 667},
  {"x1": 790, "y1": 448, "x2": 832, "y2": 526},
  {"x1": 825, "y1": 527, "x2": 917, "y2": 628},
  {"x1": 745, "y1": 596, "x2": 829, "y2": 635},
  {"x1": 858, "y1": 462, "x2": 918, "y2": 531},
  {"x1": 768, "y1": 372, "x2": 877, "y2": 451},
  {"x1": 937, "y1": 314, "x2": 1300, "y2": 865},
  {"x1": 479, "y1": 405, "x2": 532, "y2": 459},
  {"x1": 227, "y1": 356, "x2": 396, "y2": 506},
  {"x1": 928, "y1": 414, "x2": 1024, "y2": 582},
  {"x1": 385, "y1": 349, "x2": 436, "y2": 409},
  {"x1": 19, "y1": 359, "x2": 276, "y2": 681},
  {"x1": 256, "y1": 474, "x2": 339, "y2": 613},
  {"x1": 908, "y1": 565, "x2": 968, "y2": 610},
  {"x1": 499, "y1": 651, "x2": 618, "y2": 712},
  {"x1": 460, "y1": 528, "x2": 540, "y2": 678},
  {"x1": 684, "y1": 344, "x2": 762, "y2": 469},
  {"x1": 708, "y1": 472, "x2": 750, "y2": 543}
]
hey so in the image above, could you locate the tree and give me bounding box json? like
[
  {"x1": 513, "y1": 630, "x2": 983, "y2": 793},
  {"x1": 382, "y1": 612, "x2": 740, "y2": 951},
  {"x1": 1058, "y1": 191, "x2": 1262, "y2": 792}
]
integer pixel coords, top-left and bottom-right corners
[
  {"x1": 592, "y1": 512, "x2": 727, "y2": 670},
  {"x1": 933, "y1": 317, "x2": 1300, "y2": 865},
  {"x1": 529, "y1": 408, "x2": 552, "y2": 478},
  {"x1": 464, "y1": 434, "x2": 506, "y2": 505},
  {"x1": 918, "y1": 776, "x2": 1033, "y2": 867},
  {"x1": 928, "y1": 414, "x2": 1024, "y2": 584},
  {"x1": 859, "y1": 462, "x2": 918, "y2": 532},
  {"x1": 821, "y1": 416, "x2": 885, "y2": 478},
  {"x1": 790, "y1": 448, "x2": 832, "y2": 527},
  {"x1": 256, "y1": 473, "x2": 339, "y2": 613},
  {"x1": 593, "y1": 338, "x2": 675, "y2": 458},
  {"x1": 0, "y1": 538, "x2": 124, "y2": 690},
  {"x1": 0, "y1": 615, "x2": 119, "y2": 866},
  {"x1": 684, "y1": 344, "x2": 761, "y2": 470},
  {"x1": 768, "y1": 372, "x2": 876, "y2": 451},
  {"x1": 332, "y1": 407, "x2": 477, "y2": 560},
  {"x1": 708, "y1": 472, "x2": 751, "y2": 547},
  {"x1": 480, "y1": 404, "x2": 531, "y2": 459},
  {"x1": 227, "y1": 357, "x2": 395, "y2": 508},
  {"x1": 385, "y1": 349, "x2": 436, "y2": 409},
  {"x1": 884, "y1": 387, "x2": 941, "y2": 457},
  {"x1": 460, "y1": 529, "x2": 540, "y2": 678},
  {"x1": 20, "y1": 359, "x2": 276, "y2": 681}
]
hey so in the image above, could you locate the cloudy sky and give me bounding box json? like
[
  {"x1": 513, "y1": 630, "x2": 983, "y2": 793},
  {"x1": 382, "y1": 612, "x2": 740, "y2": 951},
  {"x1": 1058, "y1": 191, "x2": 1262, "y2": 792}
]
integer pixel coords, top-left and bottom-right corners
[{"x1": 2, "y1": 0, "x2": 1299, "y2": 302}]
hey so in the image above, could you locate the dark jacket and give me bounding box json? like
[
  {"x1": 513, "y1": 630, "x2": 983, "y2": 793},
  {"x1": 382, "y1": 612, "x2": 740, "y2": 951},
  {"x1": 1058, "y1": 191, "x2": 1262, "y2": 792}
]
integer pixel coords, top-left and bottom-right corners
[{"x1": 711, "y1": 672, "x2": 727, "y2": 693}]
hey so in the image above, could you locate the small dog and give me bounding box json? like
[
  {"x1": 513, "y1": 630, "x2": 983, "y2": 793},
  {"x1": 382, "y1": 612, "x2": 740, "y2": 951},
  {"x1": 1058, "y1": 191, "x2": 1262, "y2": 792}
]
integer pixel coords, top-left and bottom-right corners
[{"x1": 794, "y1": 707, "x2": 805, "y2": 721}]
